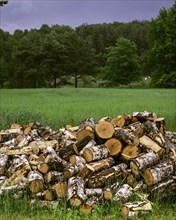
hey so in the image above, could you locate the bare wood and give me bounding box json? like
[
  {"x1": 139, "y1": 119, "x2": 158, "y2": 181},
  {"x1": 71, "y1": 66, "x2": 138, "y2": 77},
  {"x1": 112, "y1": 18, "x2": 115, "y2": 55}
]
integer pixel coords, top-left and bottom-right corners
[
  {"x1": 103, "y1": 188, "x2": 113, "y2": 201},
  {"x1": 121, "y1": 201, "x2": 152, "y2": 219},
  {"x1": 143, "y1": 160, "x2": 174, "y2": 186},
  {"x1": 69, "y1": 155, "x2": 86, "y2": 165},
  {"x1": 54, "y1": 182, "x2": 68, "y2": 198},
  {"x1": 79, "y1": 139, "x2": 96, "y2": 156},
  {"x1": 83, "y1": 144, "x2": 109, "y2": 162},
  {"x1": 73, "y1": 136, "x2": 92, "y2": 153},
  {"x1": 104, "y1": 138, "x2": 122, "y2": 156},
  {"x1": 130, "y1": 151, "x2": 160, "y2": 176},
  {"x1": 28, "y1": 170, "x2": 44, "y2": 193},
  {"x1": 44, "y1": 189, "x2": 57, "y2": 201},
  {"x1": 95, "y1": 121, "x2": 115, "y2": 142},
  {"x1": 111, "y1": 116, "x2": 126, "y2": 127},
  {"x1": 68, "y1": 176, "x2": 85, "y2": 207},
  {"x1": 5, "y1": 146, "x2": 32, "y2": 155},
  {"x1": 45, "y1": 153, "x2": 68, "y2": 172},
  {"x1": 139, "y1": 135, "x2": 163, "y2": 155},
  {"x1": 114, "y1": 129, "x2": 139, "y2": 146},
  {"x1": 121, "y1": 145, "x2": 140, "y2": 160},
  {"x1": 37, "y1": 162, "x2": 50, "y2": 174},
  {"x1": 156, "y1": 117, "x2": 166, "y2": 136}
]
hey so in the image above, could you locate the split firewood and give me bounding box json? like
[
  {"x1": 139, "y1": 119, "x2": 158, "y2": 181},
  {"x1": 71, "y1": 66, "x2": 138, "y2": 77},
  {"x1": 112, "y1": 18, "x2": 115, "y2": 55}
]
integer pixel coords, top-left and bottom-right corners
[
  {"x1": 130, "y1": 151, "x2": 160, "y2": 176},
  {"x1": 156, "y1": 117, "x2": 166, "y2": 136},
  {"x1": 67, "y1": 176, "x2": 86, "y2": 207},
  {"x1": 0, "y1": 152, "x2": 8, "y2": 175},
  {"x1": 17, "y1": 135, "x2": 33, "y2": 148},
  {"x1": 76, "y1": 117, "x2": 97, "y2": 142},
  {"x1": 28, "y1": 140, "x2": 58, "y2": 153},
  {"x1": 139, "y1": 135, "x2": 164, "y2": 156},
  {"x1": 104, "y1": 138, "x2": 122, "y2": 156},
  {"x1": 111, "y1": 116, "x2": 126, "y2": 127},
  {"x1": 132, "y1": 111, "x2": 157, "y2": 122},
  {"x1": 114, "y1": 129, "x2": 139, "y2": 147},
  {"x1": 54, "y1": 182, "x2": 68, "y2": 198},
  {"x1": 95, "y1": 121, "x2": 115, "y2": 144},
  {"x1": 64, "y1": 162, "x2": 85, "y2": 179},
  {"x1": 4, "y1": 146, "x2": 32, "y2": 155},
  {"x1": 121, "y1": 145, "x2": 141, "y2": 160},
  {"x1": 37, "y1": 162, "x2": 50, "y2": 174},
  {"x1": 113, "y1": 184, "x2": 133, "y2": 202},
  {"x1": 121, "y1": 200, "x2": 152, "y2": 219},
  {"x1": 149, "y1": 178, "x2": 176, "y2": 200},
  {"x1": 78, "y1": 157, "x2": 115, "y2": 180},
  {"x1": 88, "y1": 163, "x2": 127, "y2": 188},
  {"x1": 83, "y1": 144, "x2": 109, "y2": 163},
  {"x1": 28, "y1": 170, "x2": 44, "y2": 193},
  {"x1": 143, "y1": 160, "x2": 174, "y2": 186}
]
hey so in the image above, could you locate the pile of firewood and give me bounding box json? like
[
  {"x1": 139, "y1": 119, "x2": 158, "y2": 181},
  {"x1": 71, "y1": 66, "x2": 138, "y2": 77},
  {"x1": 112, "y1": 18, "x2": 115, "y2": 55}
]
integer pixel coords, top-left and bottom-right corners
[{"x1": 0, "y1": 111, "x2": 176, "y2": 219}]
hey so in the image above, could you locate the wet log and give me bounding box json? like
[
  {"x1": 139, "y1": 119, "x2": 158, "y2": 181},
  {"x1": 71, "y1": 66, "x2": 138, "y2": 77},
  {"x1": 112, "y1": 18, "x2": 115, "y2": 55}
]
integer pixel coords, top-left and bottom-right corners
[
  {"x1": 121, "y1": 200, "x2": 152, "y2": 219},
  {"x1": 28, "y1": 170, "x2": 44, "y2": 193},
  {"x1": 130, "y1": 151, "x2": 160, "y2": 176},
  {"x1": 44, "y1": 171, "x2": 64, "y2": 184},
  {"x1": 0, "y1": 152, "x2": 8, "y2": 175},
  {"x1": 121, "y1": 145, "x2": 140, "y2": 160},
  {"x1": 83, "y1": 144, "x2": 109, "y2": 162},
  {"x1": 114, "y1": 129, "x2": 139, "y2": 146},
  {"x1": 149, "y1": 178, "x2": 176, "y2": 200},
  {"x1": 54, "y1": 182, "x2": 68, "y2": 198},
  {"x1": 104, "y1": 138, "x2": 122, "y2": 156},
  {"x1": 113, "y1": 184, "x2": 133, "y2": 202},
  {"x1": 132, "y1": 111, "x2": 157, "y2": 122},
  {"x1": 143, "y1": 160, "x2": 174, "y2": 186},
  {"x1": 88, "y1": 163, "x2": 127, "y2": 188},
  {"x1": 76, "y1": 117, "x2": 97, "y2": 142},
  {"x1": 68, "y1": 176, "x2": 85, "y2": 207},
  {"x1": 95, "y1": 121, "x2": 115, "y2": 143}
]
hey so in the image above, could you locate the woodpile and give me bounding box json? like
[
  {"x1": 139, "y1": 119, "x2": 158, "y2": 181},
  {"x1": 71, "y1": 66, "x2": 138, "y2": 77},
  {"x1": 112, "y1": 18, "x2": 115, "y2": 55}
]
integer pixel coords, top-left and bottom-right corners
[{"x1": 0, "y1": 111, "x2": 176, "y2": 219}]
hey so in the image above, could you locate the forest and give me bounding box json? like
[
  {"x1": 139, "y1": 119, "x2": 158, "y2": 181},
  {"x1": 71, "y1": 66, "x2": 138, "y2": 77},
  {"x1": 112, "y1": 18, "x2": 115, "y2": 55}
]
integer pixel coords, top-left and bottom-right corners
[{"x1": 0, "y1": 2, "x2": 176, "y2": 88}]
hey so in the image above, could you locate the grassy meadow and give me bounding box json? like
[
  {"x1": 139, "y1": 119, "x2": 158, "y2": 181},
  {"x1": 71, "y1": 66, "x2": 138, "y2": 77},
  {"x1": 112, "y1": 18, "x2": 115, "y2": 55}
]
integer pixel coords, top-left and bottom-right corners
[
  {"x1": 0, "y1": 88, "x2": 176, "y2": 131},
  {"x1": 0, "y1": 88, "x2": 176, "y2": 220}
]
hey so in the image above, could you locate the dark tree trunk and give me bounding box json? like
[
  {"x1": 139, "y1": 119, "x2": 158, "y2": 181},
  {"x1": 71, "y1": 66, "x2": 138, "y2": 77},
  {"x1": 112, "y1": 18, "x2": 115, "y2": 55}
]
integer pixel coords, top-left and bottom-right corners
[{"x1": 74, "y1": 73, "x2": 78, "y2": 88}]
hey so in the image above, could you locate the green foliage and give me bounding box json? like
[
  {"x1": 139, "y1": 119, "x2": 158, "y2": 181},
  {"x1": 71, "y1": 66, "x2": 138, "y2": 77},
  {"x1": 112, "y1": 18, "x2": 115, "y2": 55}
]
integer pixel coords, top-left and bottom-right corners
[
  {"x1": 149, "y1": 3, "x2": 176, "y2": 87},
  {"x1": 100, "y1": 37, "x2": 140, "y2": 86}
]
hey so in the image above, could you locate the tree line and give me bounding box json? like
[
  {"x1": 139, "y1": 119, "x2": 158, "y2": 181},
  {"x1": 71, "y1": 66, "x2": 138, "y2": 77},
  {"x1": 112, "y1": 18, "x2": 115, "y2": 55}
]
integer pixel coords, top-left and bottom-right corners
[{"x1": 0, "y1": 2, "x2": 175, "y2": 88}]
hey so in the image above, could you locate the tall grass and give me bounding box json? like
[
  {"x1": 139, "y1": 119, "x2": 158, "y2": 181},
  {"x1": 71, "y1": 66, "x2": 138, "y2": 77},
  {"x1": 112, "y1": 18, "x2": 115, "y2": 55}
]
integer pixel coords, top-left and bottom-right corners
[{"x1": 0, "y1": 88, "x2": 175, "y2": 130}]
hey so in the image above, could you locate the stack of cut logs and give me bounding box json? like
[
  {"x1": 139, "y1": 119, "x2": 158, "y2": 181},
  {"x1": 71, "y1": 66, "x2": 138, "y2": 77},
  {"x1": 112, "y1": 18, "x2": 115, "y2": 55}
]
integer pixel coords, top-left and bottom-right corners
[{"x1": 0, "y1": 111, "x2": 175, "y2": 219}]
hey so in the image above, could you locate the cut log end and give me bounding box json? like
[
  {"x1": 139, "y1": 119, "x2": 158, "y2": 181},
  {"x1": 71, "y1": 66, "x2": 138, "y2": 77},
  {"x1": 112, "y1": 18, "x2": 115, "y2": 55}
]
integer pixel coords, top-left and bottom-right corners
[
  {"x1": 121, "y1": 145, "x2": 140, "y2": 160},
  {"x1": 69, "y1": 197, "x2": 83, "y2": 207},
  {"x1": 143, "y1": 169, "x2": 154, "y2": 186},
  {"x1": 104, "y1": 138, "x2": 122, "y2": 156},
  {"x1": 83, "y1": 148, "x2": 93, "y2": 163},
  {"x1": 95, "y1": 121, "x2": 115, "y2": 139},
  {"x1": 29, "y1": 179, "x2": 44, "y2": 193}
]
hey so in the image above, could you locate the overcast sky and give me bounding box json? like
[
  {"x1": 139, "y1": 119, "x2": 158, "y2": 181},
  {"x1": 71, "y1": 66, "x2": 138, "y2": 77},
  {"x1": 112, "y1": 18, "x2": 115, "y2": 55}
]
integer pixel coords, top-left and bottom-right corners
[{"x1": 0, "y1": 0, "x2": 174, "y2": 34}]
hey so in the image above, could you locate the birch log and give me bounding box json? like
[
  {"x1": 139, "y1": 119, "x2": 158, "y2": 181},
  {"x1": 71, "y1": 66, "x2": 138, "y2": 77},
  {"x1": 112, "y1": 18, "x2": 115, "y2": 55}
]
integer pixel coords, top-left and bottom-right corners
[
  {"x1": 114, "y1": 129, "x2": 139, "y2": 146},
  {"x1": 130, "y1": 151, "x2": 160, "y2": 176},
  {"x1": 28, "y1": 170, "x2": 44, "y2": 193},
  {"x1": 121, "y1": 201, "x2": 152, "y2": 219},
  {"x1": 0, "y1": 152, "x2": 8, "y2": 175},
  {"x1": 67, "y1": 176, "x2": 85, "y2": 207},
  {"x1": 132, "y1": 111, "x2": 157, "y2": 122},
  {"x1": 113, "y1": 184, "x2": 133, "y2": 202},
  {"x1": 143, "y1": 160, "x2": 174, "y2": 186},
  {"x1": 83, "y1": 144, "x2": 109, "y2": 162}
]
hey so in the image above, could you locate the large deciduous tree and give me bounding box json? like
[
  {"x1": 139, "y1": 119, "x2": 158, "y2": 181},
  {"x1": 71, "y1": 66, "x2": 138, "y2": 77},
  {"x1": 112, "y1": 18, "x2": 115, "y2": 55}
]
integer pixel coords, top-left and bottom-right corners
[
  {"x1": 100, "y1": 37, "x2": 140, "y2": 86},
  {"x1": 149, "y1": 1, "x2": 176, "y2": 87}
]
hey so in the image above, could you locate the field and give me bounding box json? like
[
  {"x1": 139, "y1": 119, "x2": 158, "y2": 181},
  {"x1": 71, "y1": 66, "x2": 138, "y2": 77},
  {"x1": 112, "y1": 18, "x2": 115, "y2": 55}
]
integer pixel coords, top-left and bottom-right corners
[{"x1": 0, "y1": 88, "x2": 176, "y2": 220}]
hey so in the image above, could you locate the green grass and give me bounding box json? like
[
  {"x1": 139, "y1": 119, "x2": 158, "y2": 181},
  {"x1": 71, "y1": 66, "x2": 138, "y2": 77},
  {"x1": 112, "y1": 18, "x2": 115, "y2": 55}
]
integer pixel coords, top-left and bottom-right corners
[
  {"x1": 0, "y1": 88, "x2": 176, "y2": 220},
  {"x1": 0, "y1": 88, "x2": 176, "y2": 130}
]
